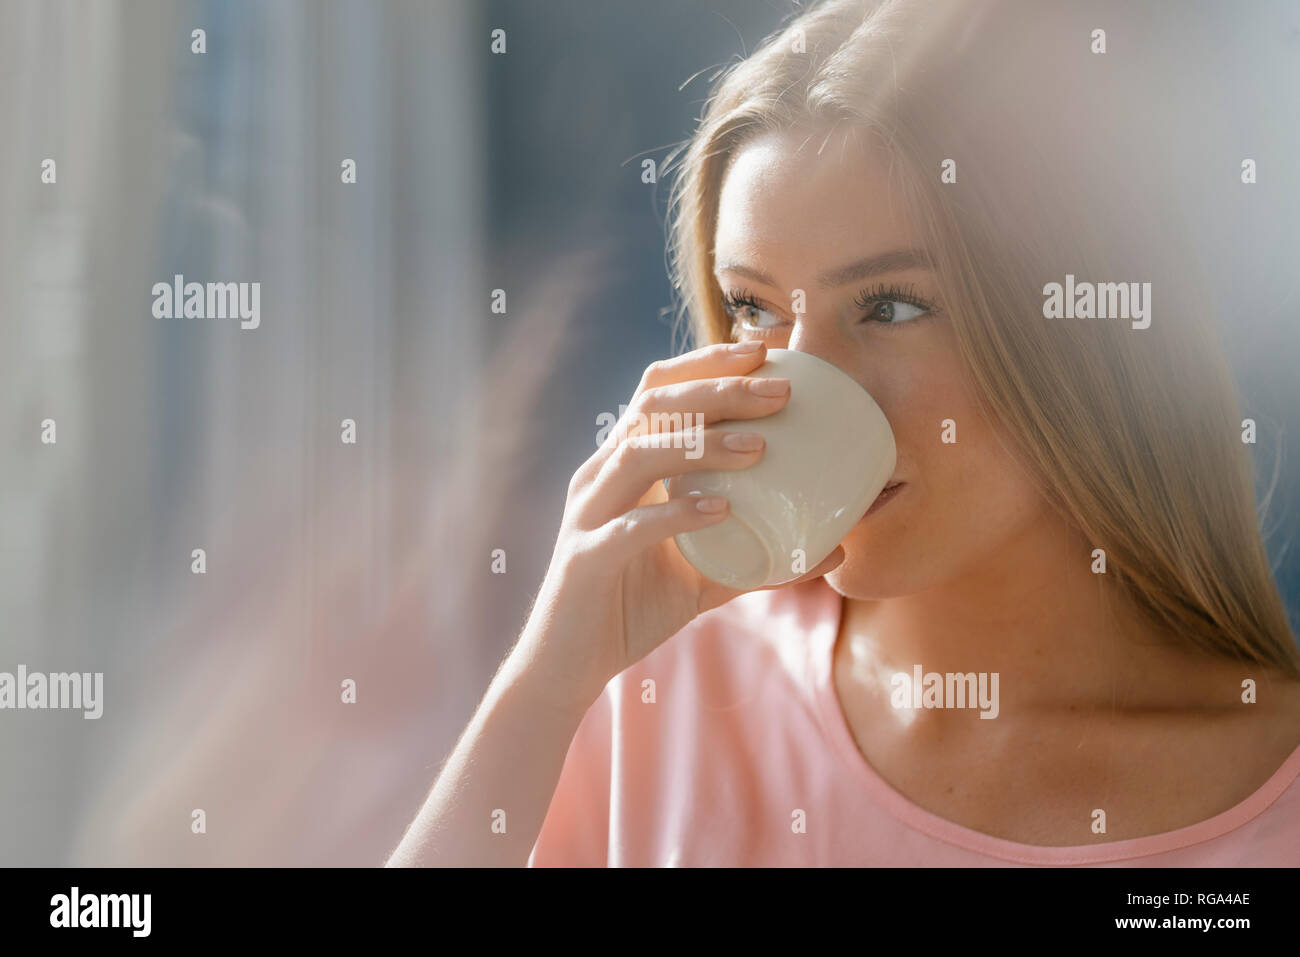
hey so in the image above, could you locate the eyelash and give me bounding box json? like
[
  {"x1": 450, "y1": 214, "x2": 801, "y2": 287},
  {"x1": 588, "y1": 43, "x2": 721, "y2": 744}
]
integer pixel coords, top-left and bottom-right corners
[
  {"x1": 852, "y1": 282, "x2": 937, "y2": 320},
  {"x1": 720, "y1": 283, "x2": 939, "y2": 334}
]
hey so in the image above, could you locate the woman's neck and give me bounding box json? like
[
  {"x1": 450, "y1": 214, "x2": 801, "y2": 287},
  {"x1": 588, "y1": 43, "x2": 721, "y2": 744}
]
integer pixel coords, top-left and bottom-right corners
[{"x1": 837, "y1": 513, "x2": 1253, "y2": 716}]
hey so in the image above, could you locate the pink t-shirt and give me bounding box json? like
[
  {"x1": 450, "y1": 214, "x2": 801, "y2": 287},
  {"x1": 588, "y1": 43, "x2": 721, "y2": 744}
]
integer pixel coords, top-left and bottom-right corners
[{"x1": 528, "y1": 576, "x2": 1300, "y2": 866}]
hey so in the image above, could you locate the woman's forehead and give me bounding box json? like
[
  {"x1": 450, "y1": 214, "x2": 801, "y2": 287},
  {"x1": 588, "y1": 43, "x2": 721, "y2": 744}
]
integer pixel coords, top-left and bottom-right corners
[{"x1": 714, "y1": 128, "x2": 922, "y2": 283}]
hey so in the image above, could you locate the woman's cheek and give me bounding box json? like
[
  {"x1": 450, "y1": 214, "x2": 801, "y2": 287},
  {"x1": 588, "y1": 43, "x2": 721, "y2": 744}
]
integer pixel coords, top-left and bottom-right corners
[{"x1": 886, "y1": 386, "x2": 953, "y2": 476}]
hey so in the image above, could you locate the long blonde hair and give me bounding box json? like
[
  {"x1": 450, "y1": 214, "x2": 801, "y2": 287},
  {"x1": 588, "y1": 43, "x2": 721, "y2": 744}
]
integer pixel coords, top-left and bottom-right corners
[{"x1": 665, "y1": 0, "x2": 1300, "y2": 678}]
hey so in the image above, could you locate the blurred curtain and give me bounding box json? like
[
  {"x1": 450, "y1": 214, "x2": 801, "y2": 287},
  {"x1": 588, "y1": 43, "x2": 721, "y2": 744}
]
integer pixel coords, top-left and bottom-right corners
[{"x1": 0, "y1": 0, "x2": 496, "y2": 865}]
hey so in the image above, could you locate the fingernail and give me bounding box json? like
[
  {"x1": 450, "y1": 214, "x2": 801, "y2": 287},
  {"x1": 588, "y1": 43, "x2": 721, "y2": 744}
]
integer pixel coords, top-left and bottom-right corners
[
  {"x1": 695, "y1": 496, "x2": 728, "y2": 513},
  {"x1": 747, "y1": 377, "x2": 790, "y2": 396},
  {"x1": 728, "y1": 340, "x2": 763, "y2": 353},
  {"x1": 723, "y1": 431, "x2": 764, "y2": 451}
]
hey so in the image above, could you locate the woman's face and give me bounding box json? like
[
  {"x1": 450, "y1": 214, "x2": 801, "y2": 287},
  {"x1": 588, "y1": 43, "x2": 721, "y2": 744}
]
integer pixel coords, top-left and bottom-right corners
[{"x1": 713, "y1": 125, "x2": 1050, "y2": 599}]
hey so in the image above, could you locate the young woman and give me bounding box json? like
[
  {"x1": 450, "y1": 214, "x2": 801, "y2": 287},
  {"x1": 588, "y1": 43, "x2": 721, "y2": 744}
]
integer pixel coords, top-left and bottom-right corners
[{"x1": 388, "y1": 0, "x2": 1300, "y2": 865}]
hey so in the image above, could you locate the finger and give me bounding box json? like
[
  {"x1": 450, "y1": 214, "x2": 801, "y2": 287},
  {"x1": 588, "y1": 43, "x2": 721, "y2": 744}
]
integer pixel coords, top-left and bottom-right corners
[
  {"x1": 580, "y1": 426, "x2": 765, "y2": 526},
  {"x1": 592, "y1": 494, "x2": 731, "y2": 564},
  {"x1": 605, "y1": 373, "x2": 791, "y2": 450},
  {"x1": 576, "y1": 341, "x2": 773, "y2": 485},
  {"x1": 631, "y1": 340, "x2": 770, "y2": 402}
]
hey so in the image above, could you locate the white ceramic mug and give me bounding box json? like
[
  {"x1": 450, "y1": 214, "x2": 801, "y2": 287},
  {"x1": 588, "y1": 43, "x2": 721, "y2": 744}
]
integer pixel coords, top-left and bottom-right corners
[{"x1": 665, "y1": 349, "x2": 896, "y2": 589}]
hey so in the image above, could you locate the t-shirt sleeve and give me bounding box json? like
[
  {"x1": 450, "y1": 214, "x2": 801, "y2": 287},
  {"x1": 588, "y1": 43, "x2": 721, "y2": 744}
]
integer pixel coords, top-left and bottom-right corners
[{"x1": 527, "y1": 685, "x2": 615, "y2": 867}]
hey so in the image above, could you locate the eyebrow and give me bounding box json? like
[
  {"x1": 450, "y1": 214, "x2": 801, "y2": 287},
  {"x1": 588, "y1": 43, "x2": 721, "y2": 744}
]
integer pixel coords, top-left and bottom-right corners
[{"x1": 715, "y1": 248, "x2": 933, "y2": 289}]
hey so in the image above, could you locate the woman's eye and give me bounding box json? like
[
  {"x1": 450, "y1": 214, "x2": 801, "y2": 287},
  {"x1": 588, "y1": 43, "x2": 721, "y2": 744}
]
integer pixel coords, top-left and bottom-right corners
[
  {"x1": 723, "y1": 296, "x2": 787, "y2": 332},
  {"x1": 861, "y1": 299, "x2": 928, "y2": 324},
  {"x1": 735, "y1": 305, "x2": 782, "y2": 329}
]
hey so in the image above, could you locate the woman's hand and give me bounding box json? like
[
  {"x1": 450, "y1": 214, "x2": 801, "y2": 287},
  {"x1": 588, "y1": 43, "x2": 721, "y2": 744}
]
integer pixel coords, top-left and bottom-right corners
[
  {"x1": 517, "y1": 339, "x2": 846, "y2": 711},
  {"x1": 387, "y1": 339, "x2": 847, "y2": 867}
]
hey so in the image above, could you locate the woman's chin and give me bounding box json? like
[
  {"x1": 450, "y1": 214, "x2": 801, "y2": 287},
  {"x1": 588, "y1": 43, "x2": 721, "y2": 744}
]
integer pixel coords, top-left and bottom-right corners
[
  {"x1": 821, "y1": 518, "x2": 934, "y2": 599},
  {"x1": 822, "y1": 555, "x2": 906, "y2": 601}
]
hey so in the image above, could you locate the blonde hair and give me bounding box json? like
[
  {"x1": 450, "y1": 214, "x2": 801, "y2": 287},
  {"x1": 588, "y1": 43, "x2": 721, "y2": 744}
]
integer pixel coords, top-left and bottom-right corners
[{"x1": 665, "y1": 0, "x2": 1300, "y2": 678}]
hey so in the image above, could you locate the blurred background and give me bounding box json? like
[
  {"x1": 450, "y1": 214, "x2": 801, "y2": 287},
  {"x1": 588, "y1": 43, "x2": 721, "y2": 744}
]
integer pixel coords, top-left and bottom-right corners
[{"x1": 0, "y1": 0, "x2": 1298, "y2": 865}]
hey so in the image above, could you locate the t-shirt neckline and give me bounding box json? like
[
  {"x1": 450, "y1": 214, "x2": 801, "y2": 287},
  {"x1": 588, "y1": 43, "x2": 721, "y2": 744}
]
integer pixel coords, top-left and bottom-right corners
[{"x1": 804, "y1": 578, "x2": 1300, "y2": 865}]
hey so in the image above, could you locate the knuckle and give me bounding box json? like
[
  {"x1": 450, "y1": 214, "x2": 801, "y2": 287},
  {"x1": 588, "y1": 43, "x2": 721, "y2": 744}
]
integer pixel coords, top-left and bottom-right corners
[
  {"x1": 637, "y1": 383, "x2": 667, "y2": 411},
  {"x1": 610, "y1": 437, "x2": 640, "y2": 468},
  {"x1": 641, "y1": 359, "x2": 669, "y2": 388},
  {"x1": 611, "y1": 511, "x2": 642, "y2": 538},
  {"x1": 569, "y1": 454, "x2": 602, "y2": 493},
  {"x1": 620, "y1": 404, "x2": 651, "y2": 440}
]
